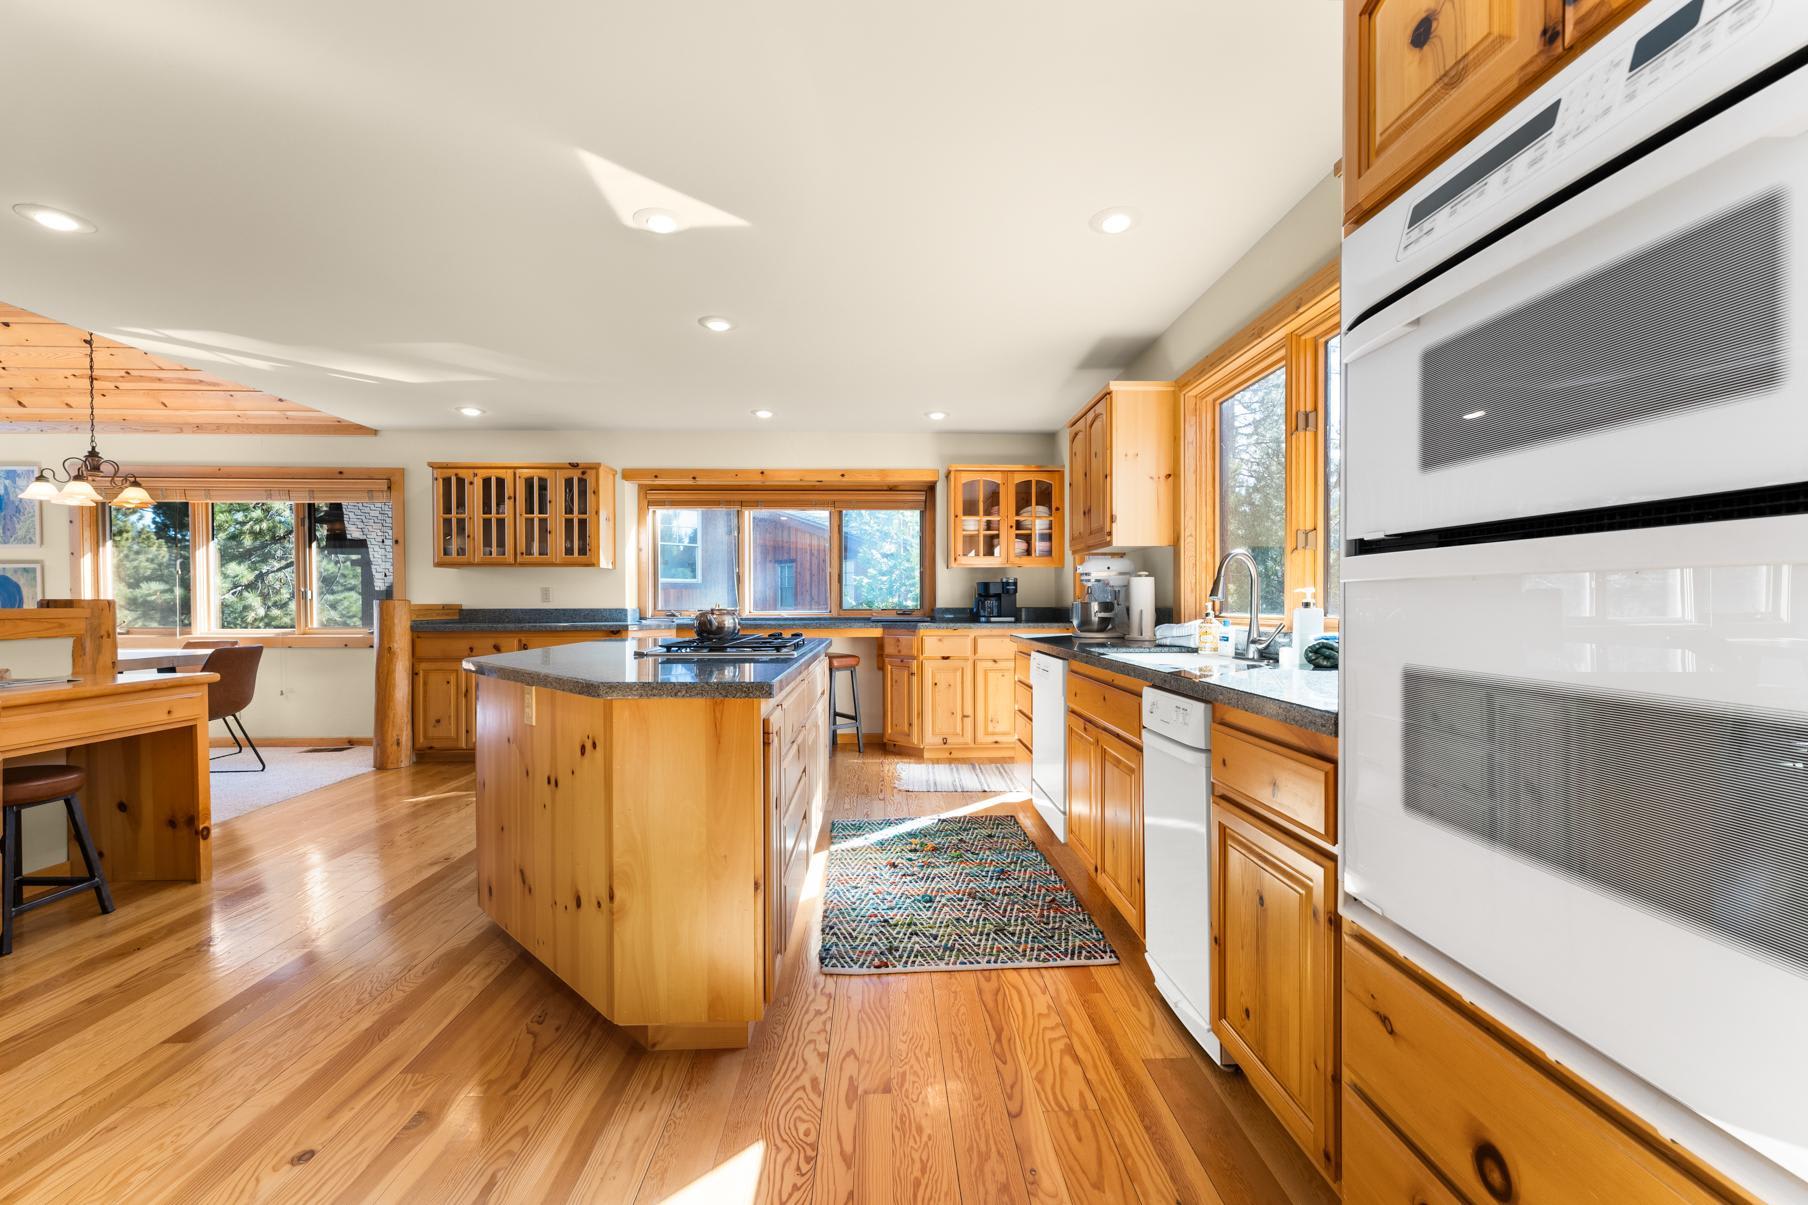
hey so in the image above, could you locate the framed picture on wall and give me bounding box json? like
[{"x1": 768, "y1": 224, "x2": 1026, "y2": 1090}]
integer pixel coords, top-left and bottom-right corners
[
  {"x1": 0, "y1": 466, "x2": 43, "y2": 547},
  {"x1": 0, "y1": 561, "x2": 43, "y2": 608}
]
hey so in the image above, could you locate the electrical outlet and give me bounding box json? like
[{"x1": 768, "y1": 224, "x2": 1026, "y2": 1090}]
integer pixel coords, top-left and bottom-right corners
[{"x1": 540, "y1": 586, "x2": 553, "y2": 604}]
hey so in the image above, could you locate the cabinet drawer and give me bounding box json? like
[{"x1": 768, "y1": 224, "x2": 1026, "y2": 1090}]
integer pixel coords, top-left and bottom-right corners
[
  {"x1": 973, "y1": 633, "x2": 1019, "y2": 660},
  {"x1": 1014, "y1": 651, "x2": 1031, "y2": 686},
  {"x1": 919, "y1": 634, "x2": 973, "y2": 659},
  {"x1": 882, "y1": 632, "x2": 917, "y2": 658},
  {"x1": 1066, "y1": 671, "x2": 1141, "y2": 743},
  {"x1": 415, "y1": 633, "x2": 522, "y2": 660},
  {"x1": 1211, "y1": 723, "x2": 1335, "y2": 846},
  {"x1": 1014, "y1": 679, "x2": 1032, "y2": 718},
  {"x1": 781, "y1": 736, "x2": 815, "y2": 864},
  {"x1": 1343, "y1": 931, "x2": 1739, "y2": 1204},
  {"x1": 1013, "y1": 707, "x2": 1031, "y2": 750},
  {"x1": 1342, "y1": 1086, "x2": 1462, "y2": 1205}
]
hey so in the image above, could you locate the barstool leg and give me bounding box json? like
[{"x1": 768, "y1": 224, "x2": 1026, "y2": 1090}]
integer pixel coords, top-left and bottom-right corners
[
  {"x1": 63, "y1": 796, "x2": 115, "y2": 915},
  {"x1": 2, "y1": 805, "x2": 17, "y2": 956},
  {"x1": 6, "y1": 807, "x2": 20, "y2": 908},
  {"x1": 851, "y1": 672, "x2": 864, "y2": 753}
]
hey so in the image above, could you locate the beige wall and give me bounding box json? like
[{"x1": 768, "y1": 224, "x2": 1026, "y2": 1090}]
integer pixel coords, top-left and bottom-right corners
[
  {"x1": 1123, "y1": 173, "x2": 1341, "y2": 382},
  {"x1": 6, "y1": 426, "x2": 1065, "y2": 738}
]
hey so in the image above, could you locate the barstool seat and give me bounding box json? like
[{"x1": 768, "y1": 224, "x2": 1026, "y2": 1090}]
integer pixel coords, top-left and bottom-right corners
[
  {"x1": 827, "y1": 655, "x2": 863, "y2": 754},
  {"x1": 2, "y1": 764, "x2": 115, "y2": 956},
  {"x1": 2, "y1": 765, "x2": 86, "y2": 805}
]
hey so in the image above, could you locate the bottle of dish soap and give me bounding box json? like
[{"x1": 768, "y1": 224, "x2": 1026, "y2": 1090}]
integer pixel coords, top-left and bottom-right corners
[{"x1": 1292, "y1": 586, "x2": 1325, "y2": 648}]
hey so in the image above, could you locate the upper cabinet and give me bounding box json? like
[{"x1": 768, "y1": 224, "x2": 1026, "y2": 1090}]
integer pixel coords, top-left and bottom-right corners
[
  {"x1": 430, "y1": 462, "x2": 616, "y2": 568},
  {"x1": 1065, "y1": 382, "x2": 1178, "y2": 554},
  {"x1": 947, "y1": 465, "x2": 1064, "y2": 568},
  {"x1": 1343, "y1": 0, "x2": 1651, "y2": 228}
]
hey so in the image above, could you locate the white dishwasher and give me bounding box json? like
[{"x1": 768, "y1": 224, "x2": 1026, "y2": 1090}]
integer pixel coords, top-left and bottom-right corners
[
  {"x1": 1028, "y1": 653, "x2": 1066, "y2": 840},
  {"x1": 1142, "y1": 687, "x2": 1229, "y2": 1065}
]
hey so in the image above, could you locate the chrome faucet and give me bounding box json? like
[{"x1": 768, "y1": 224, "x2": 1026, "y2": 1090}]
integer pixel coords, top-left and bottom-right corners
[{"x1": 1207, "y1": 548, "x2": 1285, "y2": 662}]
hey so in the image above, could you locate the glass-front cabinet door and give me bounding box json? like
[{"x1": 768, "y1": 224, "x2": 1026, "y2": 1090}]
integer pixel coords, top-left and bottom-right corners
[
  {"x1": 1007, "y1": 471, "x2": 1062, "y2": 566},
  {"x1": 433, "y1": 469, "x2": 473, "y2": 565},
  {"x1": 950, "y1": 469, "x2": 1007, "y2": 565},
  {"x1": 473, "y1": 470, "x2": 514, "y2": 563},
  {"x1": 556, "y1": 467, "x2": 595, "y2": 564},
  {"x1": 516, "y1": 469, "x2": 556, "y2": 562}
]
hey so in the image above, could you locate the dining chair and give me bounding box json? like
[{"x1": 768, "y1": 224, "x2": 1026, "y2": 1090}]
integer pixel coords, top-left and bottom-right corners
[{"x1": 203, "y1": 644, "x2": 266, "y2": 772}]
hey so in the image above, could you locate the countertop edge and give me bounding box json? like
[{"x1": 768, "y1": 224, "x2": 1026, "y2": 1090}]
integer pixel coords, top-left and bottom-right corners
[
  {"x1": 1012, "y1": 636, "x2": 1339, "y2": 736},
  {"x1": 461, "y1": 639, "x2": 831, "y2": 699}
]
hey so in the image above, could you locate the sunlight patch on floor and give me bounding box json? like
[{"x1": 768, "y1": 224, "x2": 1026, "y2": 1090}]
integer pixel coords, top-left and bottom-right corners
[
  {"x1": 662, "y1": 1140, "x2": 765, "y2": 1203},
  {"x1": 827, "y1": 793, "x2": 1020, "y2": 851}
]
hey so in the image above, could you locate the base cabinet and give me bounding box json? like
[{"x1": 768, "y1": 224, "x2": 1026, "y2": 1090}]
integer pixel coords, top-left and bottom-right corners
[
  {"x1": 882, "y1": 657, "x2": 918, "y2": 745},
  {"x1": 1342, "y1": 925, "x2": 1756, "y2": 1203},
  {"x1": 411, "y1": 628, "x2": 627, "y2": 755},
  {"x1": 1211, "y1": 799, "x2": 1338, "y2": 1179},
  {"x1": 1062, "y1": 666, "x2": 1145, "y2": 937},
  {"x1": 881, "y1": 629, "x2": 1066, "y2": 759}
]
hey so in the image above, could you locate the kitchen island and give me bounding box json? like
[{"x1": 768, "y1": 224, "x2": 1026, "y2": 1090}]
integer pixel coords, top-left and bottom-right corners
[{"x1": 462, "y1": 636, "x2": 829, "y2": 1050}]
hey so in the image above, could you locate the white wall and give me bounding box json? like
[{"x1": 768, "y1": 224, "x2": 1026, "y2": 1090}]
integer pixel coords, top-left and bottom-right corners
[{"x1": 6, "y1": 426, "x2": 1065, "y2": 737}]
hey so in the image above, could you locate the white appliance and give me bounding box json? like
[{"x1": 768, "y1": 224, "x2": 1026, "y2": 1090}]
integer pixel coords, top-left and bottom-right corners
[
  {"x1": 1341, "y1": 0, "x2": 1808, "y2": 1188},
  {"x1": 1029, "y1": 653, "x2": 1067, "y2": 839},
  {"x1": 1141, "y1": 687, "x2": 1228, "y2": 1065},
  {"x1": 1126, "y1": 572, "x2": 1156, "y2": 641}
]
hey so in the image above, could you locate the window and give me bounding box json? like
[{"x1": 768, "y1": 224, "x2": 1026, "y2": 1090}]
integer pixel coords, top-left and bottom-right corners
[
  {"x1": 748, "y1": 510, "x2": 829, "y2": 613},
  {"x1": 641, "y1": 484, "x2": 932, "y2": 617},
  {"x1": 842, "y1": 509, "x2": 923, "y2": 611},
  {"x1": 1216, "y1": 366, "x2": 1288, "y2": 616},
  {"x1": 107, "y1": 503, "x2": 192, "y2": 631},
  {"x1": 650, "y1": 508, "x2": 739, "y2": 612},
  {"x1": 95, "y1": 470, "x2": 401, "y2": 641},
  {"x1": 1179, "y1": 266, "x2": 1340, "y2": 623}
]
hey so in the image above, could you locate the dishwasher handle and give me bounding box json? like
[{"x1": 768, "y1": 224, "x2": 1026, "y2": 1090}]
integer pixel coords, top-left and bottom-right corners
[{"x1": 1141, "y1": 727, "x2": 1210, "y2": 769}]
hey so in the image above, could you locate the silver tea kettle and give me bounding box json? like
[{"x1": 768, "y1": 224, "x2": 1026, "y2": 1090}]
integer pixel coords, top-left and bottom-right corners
[{"x1": 694, "y1": 606, "x2": 740, "y2": 639}]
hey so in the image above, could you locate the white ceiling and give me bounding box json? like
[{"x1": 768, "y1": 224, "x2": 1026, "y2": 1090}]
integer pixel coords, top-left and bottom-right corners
[{"x1": 0, "y1": 1, "x2": 1341, "y2": 433}]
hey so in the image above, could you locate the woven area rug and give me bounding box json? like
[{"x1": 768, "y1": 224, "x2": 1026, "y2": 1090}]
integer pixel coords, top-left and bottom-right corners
[
  {"x1": 819, "y1": 815, "x2": 1117, "y2": 973},
  {"x1": 892, "y1": 761, "x2": 1028, "y2": 794}
]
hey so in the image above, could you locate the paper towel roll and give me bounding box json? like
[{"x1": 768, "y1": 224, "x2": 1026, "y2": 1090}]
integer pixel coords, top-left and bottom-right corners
[{"x1": 1127, "y1": 572, "x2": 1155, "y2": 640}]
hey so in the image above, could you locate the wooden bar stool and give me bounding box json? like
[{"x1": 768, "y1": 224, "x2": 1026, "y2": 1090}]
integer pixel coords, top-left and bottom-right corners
[
  {"x1": 2, "y1": 765, "x2": 115, "y2": 956},
  {"x1": 826, "y1": 653, "x2": 863, "y2": 754}
]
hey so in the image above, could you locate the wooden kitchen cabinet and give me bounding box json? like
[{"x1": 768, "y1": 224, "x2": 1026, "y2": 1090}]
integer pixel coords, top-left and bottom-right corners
[
  {"x1": 883, "y1": 656, "x2": 918, "y2": 746},
  {"x1": 1062, "y1": 663, "x2": 1146, "y2": 936},
  {"x1": 410, "y1": 627, "x2": 626, "y2": 756},
  {"x1": 1065, "y1": 382, "x2": 1178, "y2": 553},
  {"x1": 921, "y1": 657, "x2": 973, "y2": 749},
  {"x1": 413, "y1": 661, "x2": 469, "y2": 750},
  {"x1": 1343, "y1": 0, "x2": 1652, "y2": 228},
  {"x1": 1065, "y1": 712, "x2": 1101, "y2": 871},
  {"x1": 948, "y1": 465, "x2": 1064, "y2": 567},
  {"x1": 975, "y1": 657, "x2": 1016, "y2": 745},
  {"x1": 1094, "y1": 726, "x2": 1145, "y2": 937},
  {"x1": 1212, "y1": 797, "x2": 1339, "y2": 1182},
  {"x1": 429, "y1": 462, "x2": 615, "y2": 567}
]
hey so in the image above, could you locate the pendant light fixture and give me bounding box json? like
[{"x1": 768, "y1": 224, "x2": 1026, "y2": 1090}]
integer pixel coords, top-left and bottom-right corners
[{"x1": 20, "y1": 334, "x2": 153, "y2": 509}]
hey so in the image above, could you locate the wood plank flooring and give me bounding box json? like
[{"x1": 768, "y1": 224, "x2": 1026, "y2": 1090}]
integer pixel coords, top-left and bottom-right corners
[{"x1": 0, "y1": 749, "x2": 1337, "y2": 1204}]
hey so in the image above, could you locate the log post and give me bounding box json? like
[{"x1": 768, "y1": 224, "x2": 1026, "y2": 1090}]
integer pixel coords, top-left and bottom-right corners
[{"x1": 374, "y1": 598, "x2": 413, "y2": 769}]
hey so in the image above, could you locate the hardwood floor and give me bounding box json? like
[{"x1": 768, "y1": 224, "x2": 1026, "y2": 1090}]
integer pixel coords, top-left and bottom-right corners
[{"x1": 0, "y1": 749, "x2": 1337, "y2": 1204}]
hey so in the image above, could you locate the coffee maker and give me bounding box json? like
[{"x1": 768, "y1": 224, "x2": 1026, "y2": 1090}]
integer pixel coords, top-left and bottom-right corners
[{"x1": 972, "y1": 578, "x2": 1019, "y2": 623}]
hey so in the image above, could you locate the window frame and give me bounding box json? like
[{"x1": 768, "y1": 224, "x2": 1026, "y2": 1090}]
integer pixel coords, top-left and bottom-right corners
[
  {"x1": 635, "y1": 477, "x2": 937, "y2": 620},
  {"x1": 82, "y1": 465, "x2": 405, "y2": 648},
  {"x1": 1179, "y1": 264, "x2": 1340, "y2": 626}
]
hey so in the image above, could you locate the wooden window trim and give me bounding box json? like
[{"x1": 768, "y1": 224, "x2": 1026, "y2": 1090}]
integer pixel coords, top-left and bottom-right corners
[
  {"x1": 83, "y1": 464, "x2": 405, "y2": 645},
  {"x1": 1179, "y1": 262, "x2": 1340, "y2": 626},
  {"x1": 636, "y1": 483, "x2": 937, "y2": 619}
]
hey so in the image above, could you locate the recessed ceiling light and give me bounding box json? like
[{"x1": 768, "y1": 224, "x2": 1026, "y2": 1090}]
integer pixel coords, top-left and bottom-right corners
[
  {"x1": 456, "y1": 406, "x2": 486, "y2": 418},
  {"x1": 13, "y1": 203, "x2": 95, "y2": 234},
  {"x1": 633, "y1": 207, "x2": 683, "y2": 235},
  {"x1": 1089, "y1": 208, "x2": 1137, "y2": 235},
  {"x1": 1462, "y1": 409, "x2": 1487, "y2": 420},
  {"x1": 698, "y1": 316, "x2": 734, "y2": 333},
  {"x1": 752, "y1": 409, "x2": 774, "y2": 419},
  {"x1": 925, "y1": 411, "x2": 948, "y2": 421}
]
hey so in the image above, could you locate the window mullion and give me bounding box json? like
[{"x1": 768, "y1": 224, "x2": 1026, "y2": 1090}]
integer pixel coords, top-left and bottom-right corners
[{"x1": 296, "y1": 502, "x2": 312, "y2": 634}]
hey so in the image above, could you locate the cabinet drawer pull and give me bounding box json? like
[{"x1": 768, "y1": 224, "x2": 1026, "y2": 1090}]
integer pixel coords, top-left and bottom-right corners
[{"x1": 1472, "y1": 1141, "x2": 1514, "y2": 1202}]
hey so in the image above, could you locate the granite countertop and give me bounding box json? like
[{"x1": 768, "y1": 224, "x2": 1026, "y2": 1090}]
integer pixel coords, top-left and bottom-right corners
[
  {"x1": 1015, "y1": 635, "x2": 1339, "y2": 736},
  {"x1": 462, "y1": 636, "x2": 831, "y2": 699},
  {"x1": 415, "y1": 606, "x2": 1074, "y2": 633}
]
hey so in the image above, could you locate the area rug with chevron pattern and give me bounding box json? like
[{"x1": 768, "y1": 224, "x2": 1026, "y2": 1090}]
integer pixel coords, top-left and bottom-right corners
[{"x1": 818, "y1": 815, "x2": 1118, "y2": 973}]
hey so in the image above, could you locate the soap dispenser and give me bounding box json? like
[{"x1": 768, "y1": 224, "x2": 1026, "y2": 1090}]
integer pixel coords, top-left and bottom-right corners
[{"x1": 1292, "y1": 586, "x2": 1325, "y2": 648}]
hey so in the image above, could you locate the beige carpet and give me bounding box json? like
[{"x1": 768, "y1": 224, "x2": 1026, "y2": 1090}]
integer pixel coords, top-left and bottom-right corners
[{"x1": 211, "y1": 746, "x2": 377, "y2": 822}]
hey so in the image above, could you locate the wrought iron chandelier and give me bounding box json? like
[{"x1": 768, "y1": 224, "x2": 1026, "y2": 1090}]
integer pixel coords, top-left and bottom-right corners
[{"x1": 20, "y1": 333, "x2": 153, "y2": 509}]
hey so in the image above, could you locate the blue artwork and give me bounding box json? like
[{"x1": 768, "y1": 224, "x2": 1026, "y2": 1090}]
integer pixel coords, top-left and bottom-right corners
[
  {"x1": 0, "y1": 467, "x2": 42, "y2": 547},
  {"x1": 0, "y1": 562, "x2": 41, "y2": 608}
]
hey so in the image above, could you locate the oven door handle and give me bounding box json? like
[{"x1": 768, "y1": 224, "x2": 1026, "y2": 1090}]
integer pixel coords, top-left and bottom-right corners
[{"x1": 1341, "y1": 314, "x2": 1422, "y2": 365}]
